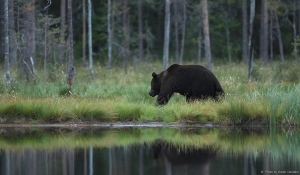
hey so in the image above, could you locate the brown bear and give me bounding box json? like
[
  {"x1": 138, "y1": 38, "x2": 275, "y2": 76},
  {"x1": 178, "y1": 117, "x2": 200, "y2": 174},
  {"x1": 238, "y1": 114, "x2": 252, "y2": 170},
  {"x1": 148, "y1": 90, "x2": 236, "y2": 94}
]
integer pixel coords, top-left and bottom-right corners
[{"x1": 149, "y1": 64, "x2": 224, "y2": 106}]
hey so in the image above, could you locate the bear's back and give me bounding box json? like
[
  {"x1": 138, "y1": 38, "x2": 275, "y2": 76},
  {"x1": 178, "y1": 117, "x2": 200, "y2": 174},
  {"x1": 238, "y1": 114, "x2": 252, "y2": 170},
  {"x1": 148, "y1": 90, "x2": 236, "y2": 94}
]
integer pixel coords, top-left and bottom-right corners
[
  {"x1": 166, "y1": 64, "x2": 211, "y2": 77},
  {"x1": 166, "y1": 64, "x2": 224, "y2": 95}
]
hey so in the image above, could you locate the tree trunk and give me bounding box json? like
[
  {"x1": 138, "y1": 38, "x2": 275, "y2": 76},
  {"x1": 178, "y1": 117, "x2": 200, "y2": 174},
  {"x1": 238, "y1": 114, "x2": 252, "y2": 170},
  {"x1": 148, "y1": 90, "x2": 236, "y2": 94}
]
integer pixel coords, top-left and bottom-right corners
[
  {"x1": 259, "y1": 0, "x2": 264, "y2": 60},
  {"x1": 248, "y1": 0, "x2": 255, "y2": 80},
  {"x1": 269, "y1": 9, "x2": 273, "y2": 63},
  {"x1": 44, "y1": 19, "x2": 48, "y2": 84},
  {"x1": 22, "y1": 0, "x2": 36, "y2": 82},
  {"x1": 179, "y1": 0, "x2": 186, "y2": 64},
  {"x1": 197, "y1": 10, "x2": 202, "y2": 64},
  {"x1": 225, "y1": 18, "x2": 232, "y2": 64},
  {"x1": 225, "y1": 21, "x2": 232, "y2": 64},
  {"x1": 16, "y1": 0, "x2": 21, "y2": 79},
  {"x1": 111, "y1": 1, "x2": 115, "y2": 63},
  {"x1": 0, "y1": 4, "x2": 3, "y2": 57},
  {"x1": 59, "y1": 0, "x2": 66, "y2": 63},
  {"x1": 292, "y1": 3, "x2": 298, "y2": 64},
  {"x1": 138, "y1": 0, "x2": 144, "y2": 60},
  {"x1": 260, "y1": 0, "x2": 268, "y2": 66},
  {"x1": 274, "y1": 10, "x2": 284, "y2": 62},
  {"x1": 67, "y1": 0, "x2": 75, "y2": 88},
  {"x1": 52, "y1": 34, "x2": 58, "y2": 82},
  {"x1": 163, "y1": 0, "x2": 171, "y2": 70},
  {"x1": 29, "y1": 0, "x2": 36, "y2": 78},
  {"x1": 88, "y1": 0, "x2": 94, "y2": 77},
  {"x1": 201, "y1": 0, "x2": 212, "y2": 70},
  {"x1": 123, "y1": 0, "x2": 130, "y2": 71},
  {"x1": 8, "y1": 0, "x2": 17, "y2": 67},
  {"x1": 107, "y1": 0, "x2": 113, "y2": 69},
  {"x1": 298, "y1": 2, "x2": 300, "y2": 36},
  {"x1": 174, "y1": 0, "x2": 179, "y2": 64},
  {"x1": 82, "y1": 0, "x2": 87, "y2": 66},
  {"x1": 4, "y1": 0, "x2": 11, "y2": 89},
  {"x1": 242, "y1": 0, "x2": 248, "y2": 63}
]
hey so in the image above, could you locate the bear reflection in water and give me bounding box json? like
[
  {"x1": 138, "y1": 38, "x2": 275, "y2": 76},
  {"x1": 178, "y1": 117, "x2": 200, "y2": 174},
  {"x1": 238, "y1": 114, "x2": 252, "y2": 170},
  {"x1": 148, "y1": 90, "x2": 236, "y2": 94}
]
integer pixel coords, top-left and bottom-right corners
[{"x1": 152, "y1": 141, "x2": 216, "y2": 175}]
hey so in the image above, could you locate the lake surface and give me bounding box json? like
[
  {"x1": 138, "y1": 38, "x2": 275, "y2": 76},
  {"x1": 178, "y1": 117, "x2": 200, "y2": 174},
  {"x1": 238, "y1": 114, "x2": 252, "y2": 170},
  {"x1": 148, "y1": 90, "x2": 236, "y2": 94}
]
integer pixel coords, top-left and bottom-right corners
[{"x1": 0, "y1": 126, "x2": 299, "y2": 175}]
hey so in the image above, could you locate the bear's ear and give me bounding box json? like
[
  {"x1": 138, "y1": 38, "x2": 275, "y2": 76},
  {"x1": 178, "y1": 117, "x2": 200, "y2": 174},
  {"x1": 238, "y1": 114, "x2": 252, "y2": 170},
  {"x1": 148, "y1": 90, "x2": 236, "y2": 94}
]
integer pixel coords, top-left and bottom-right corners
[{"x1": 152, "y1": 72, "x2": 158, "y2": 78}]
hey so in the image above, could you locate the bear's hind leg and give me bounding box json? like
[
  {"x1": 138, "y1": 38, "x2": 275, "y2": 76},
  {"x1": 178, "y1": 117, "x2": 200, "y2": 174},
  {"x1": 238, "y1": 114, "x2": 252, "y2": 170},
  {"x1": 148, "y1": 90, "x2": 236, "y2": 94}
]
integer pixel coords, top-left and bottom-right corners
[
  {"x1": 186, "y1": 96, "x2": 191, "y2": 103},
  {"x1": 186, "y1": 96, "x2": 198, "y2": 103}
]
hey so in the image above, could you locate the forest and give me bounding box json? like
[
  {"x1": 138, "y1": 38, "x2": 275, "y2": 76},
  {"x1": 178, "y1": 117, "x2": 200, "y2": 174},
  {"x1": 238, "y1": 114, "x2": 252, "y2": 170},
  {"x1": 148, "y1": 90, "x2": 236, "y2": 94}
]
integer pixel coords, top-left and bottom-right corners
[
  {"x1": 1, "y1": 0, "x2": 300, "y2": 125},
  {"x1": 1, "y1": 0, "x2": 299, "y2": 75}
]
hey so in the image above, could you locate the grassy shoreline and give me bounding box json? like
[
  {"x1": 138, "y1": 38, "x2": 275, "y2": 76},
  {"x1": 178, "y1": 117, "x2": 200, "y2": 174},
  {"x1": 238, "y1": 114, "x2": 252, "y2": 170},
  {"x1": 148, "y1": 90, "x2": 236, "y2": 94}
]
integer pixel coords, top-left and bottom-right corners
[{"x1": 1, "y1": 62, "x2": 300, "y2": 126}]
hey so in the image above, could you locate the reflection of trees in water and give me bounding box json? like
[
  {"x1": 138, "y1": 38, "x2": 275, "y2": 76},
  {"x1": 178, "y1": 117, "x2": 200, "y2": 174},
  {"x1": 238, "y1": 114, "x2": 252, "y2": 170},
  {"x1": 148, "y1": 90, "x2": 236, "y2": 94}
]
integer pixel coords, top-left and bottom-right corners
[
  {"x1": 243, "y1": 151, "x2": 257, "y2": 175},
  {"x1": 0, "y1": 143, "x2": 299, "y2": 175},
  {"x1": 1, "y1": 127, "x2": 300, "y2": 175},
  {"x1": 2, "y1": 149, "x2": 76, "y2": 175},
  {"x1": 107, "y1": 145, "x2": 144, "y2": 175}
]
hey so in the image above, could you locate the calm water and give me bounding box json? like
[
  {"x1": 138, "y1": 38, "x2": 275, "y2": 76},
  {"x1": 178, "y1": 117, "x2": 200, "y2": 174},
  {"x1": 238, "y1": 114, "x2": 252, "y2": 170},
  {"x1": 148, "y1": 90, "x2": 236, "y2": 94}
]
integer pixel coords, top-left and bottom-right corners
[{"x1": 0, "y1": 127, "x2": 299, "y2": 175}]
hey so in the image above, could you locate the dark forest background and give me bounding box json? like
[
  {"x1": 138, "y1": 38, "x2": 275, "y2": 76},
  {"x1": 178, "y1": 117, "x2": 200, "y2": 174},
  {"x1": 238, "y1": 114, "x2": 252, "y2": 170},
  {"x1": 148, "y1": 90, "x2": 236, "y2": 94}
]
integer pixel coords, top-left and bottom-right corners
[{"x1": 0, "y1": 0, "x2": 299, "y2": 86}]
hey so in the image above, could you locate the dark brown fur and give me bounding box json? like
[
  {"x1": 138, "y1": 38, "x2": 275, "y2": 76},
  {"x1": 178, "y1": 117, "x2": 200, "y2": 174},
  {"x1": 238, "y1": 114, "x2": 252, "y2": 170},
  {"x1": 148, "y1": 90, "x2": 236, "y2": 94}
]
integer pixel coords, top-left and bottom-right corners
[{"x1": 149, "y1": 64, "x2": 224, "y2": 106}]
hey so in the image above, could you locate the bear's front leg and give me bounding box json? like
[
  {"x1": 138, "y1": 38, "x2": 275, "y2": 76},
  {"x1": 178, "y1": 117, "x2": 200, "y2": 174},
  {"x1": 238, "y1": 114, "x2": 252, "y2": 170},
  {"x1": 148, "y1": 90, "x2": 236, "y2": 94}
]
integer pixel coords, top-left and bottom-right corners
[
  {"x1": 156, "y1": 90, "x2": 174, "y2": 106},
  {"x1": 156, "y1": 95, "x2": 169, "y2": 106}
]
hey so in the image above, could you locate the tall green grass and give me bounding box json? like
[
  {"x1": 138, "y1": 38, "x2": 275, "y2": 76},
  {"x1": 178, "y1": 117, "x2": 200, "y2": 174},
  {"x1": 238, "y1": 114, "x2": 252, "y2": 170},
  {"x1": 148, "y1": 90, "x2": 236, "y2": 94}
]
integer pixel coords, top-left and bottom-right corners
[{"x1": 1, "y1": 61, "x2": 300, "y2": 126}]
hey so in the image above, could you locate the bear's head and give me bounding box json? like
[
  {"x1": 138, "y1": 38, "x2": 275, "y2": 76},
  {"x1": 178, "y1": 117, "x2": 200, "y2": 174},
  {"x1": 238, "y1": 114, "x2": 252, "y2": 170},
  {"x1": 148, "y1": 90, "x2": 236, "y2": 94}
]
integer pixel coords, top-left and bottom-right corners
[{"x1": 149, "y1": 72, "x2": 161, "y2": 97}]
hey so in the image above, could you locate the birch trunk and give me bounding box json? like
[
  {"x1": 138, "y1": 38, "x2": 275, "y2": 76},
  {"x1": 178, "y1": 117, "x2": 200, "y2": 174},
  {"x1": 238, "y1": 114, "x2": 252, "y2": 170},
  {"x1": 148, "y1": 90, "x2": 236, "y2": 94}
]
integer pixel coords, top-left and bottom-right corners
[
  {"x1": 248, "y1": 0, "x2": 255, "y2": 80},
  {"x1": 242, "y1": 0, "x2": 248, "y2": 63},
  {"x1": 261, "y1": 0, "x2": 269, "y2": 66},
  {"x1": 44, "y1": 19, "x2": 48, "y2": 84},
  {"x1": 163, "y1": 0, "x2": 171, "y2": 70},
  {"x1": 179, "y1": 0, "x2": 186, "y2": 64},
  {"x1": 225, "y1": 19, "x2": 232, "y2": 64},
  {"x1": 270, "y1": 9, "x2": 273, "y2": 63},
  {"x1": 88, "y1": 0, "x2": 94, "y2": 77},
  {"x1": 138, "y1": 0, "x2": 144, "y2": 60},
  {"x1": 259, "y1": 0, "x2": 264, "y2": 61},
  {"x1": 82, "y1": 0, "x2": 87, "y2": 65},
  {"x1": 107, "y1": 0, "x2": 113, "y2": 69},
  {"x1": 292, "y1": 3, "x2": 298, "y2": 64},
  {"x1": 197, "y1": 14, "x2": 202, "y2": 64},
  {"x1": 122, "y1": 0, "x2": 130, "y2": 71},
  {"x1": 201, "y1": 0, "x2": 212, "y2": 70},
  {"x1": 174, "y1": 0, "x2": 179, "y2": 63},
  {"x1": 4, "y1": 0, "x2": 11, "y2": 88},
  {"x1": 59, "y1": 0, "x2": 66, "y2": 63},
  {"x1": 274, "y1": 11, "x2": 284, "y2": 62},
  {"x1": 22, "y1": 0, "x2": 36, "y2": 82},
  {"x1": 67, "y1": 0, "x2": 75, "y2": 88},
  {"x1": 8, "y1": 0, "x2": 17, "y2": 67}
]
